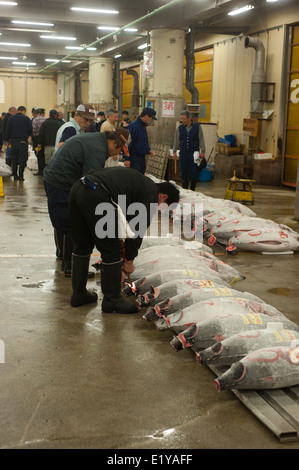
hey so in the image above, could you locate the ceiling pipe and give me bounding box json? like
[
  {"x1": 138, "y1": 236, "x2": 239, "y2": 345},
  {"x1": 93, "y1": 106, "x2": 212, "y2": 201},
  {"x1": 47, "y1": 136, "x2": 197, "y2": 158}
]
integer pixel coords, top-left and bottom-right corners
[
  {"x1": 38, "y1": 0, "x2": 184, "y2": 73},
  {"x1": 185, "y1": 25, "x2": 199, "y2": 104},
  {"x1": 126, "y1": 68, "x2": 139, "y2": 118}
]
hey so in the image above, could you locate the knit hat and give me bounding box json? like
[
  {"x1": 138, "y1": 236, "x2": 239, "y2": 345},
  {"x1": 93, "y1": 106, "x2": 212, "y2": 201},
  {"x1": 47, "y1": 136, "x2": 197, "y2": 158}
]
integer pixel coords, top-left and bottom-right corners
[
  {"x1": 114, "y1": 126, "x2": 129, "y2": 143},
  {"x1": 76, "y1": 104, "x2": 96, "y2": 120},
  {"x1": 49, "y1": 109, "x2": 58, "y2": 117}
]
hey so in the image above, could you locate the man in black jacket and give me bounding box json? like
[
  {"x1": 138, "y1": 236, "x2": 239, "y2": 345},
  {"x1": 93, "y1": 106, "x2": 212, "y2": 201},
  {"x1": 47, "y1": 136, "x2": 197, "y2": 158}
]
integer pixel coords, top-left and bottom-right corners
[
  {"x1": 68, "y1": 167, "x2": 180, "y2": 313},
  {"x1": 43, "y1": 126, "x2": 130, "y2": 277},
  {"x1": 5, "y1": 106, "x2": 32, "y2": 181},
  {"x1": 2, "y1": 106, "x2": 17, "y2": 166},
  {"x1": 37, "y1": 109, "x2": 62, "y2": 167}
]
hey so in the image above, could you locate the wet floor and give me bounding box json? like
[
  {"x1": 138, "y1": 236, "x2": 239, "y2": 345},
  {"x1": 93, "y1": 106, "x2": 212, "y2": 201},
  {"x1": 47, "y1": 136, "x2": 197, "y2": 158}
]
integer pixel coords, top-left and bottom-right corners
[{"x1": 1, "y1": 163, "x2": 299, "y2": 450}]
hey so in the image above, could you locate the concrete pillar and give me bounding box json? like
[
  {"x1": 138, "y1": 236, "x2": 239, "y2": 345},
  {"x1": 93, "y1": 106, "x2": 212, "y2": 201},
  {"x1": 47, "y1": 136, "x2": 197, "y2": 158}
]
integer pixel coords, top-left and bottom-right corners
[
  {"x1": 89, "y1": 57, "x2": 113, "y2": 110},
  {"x1": 146, "y1": 28, "x2": 186, "y2": 146}
]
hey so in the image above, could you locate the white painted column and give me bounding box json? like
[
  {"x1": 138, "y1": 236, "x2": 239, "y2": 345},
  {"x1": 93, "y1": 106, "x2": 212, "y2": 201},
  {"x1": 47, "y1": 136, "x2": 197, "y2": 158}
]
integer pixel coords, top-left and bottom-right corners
[
  {"x1": 89, "y1": 57, "x2": 113, "y2": 110},
  {"x1": 146, "y1": 29, "x2": 186, "y2": 146}
]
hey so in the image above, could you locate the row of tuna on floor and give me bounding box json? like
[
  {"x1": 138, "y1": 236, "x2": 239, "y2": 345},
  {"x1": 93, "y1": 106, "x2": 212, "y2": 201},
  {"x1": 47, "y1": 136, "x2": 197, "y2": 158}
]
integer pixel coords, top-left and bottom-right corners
[{"x1": 121, "y1": 180, "x2": 299, "y2": 391}]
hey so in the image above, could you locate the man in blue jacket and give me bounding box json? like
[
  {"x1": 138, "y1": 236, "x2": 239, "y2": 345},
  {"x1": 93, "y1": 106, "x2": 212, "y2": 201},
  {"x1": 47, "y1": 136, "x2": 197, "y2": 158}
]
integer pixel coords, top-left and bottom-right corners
[
  {"x1": 5, "y1": 106, "x2": 32, "y2": 181},
  {"x1": 128, "y1": 107, "x2": 156, "y2": 174}
]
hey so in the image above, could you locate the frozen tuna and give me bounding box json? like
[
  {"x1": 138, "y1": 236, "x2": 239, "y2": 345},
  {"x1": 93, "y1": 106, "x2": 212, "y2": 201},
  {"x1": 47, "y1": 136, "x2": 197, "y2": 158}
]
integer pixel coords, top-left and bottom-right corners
[
  {"x1": 209, "y1": 217, "x2": 299, "y2": 247},
  {"x1": 136, "y1": 278, "x2": 227, "y2": 308},
  {"x1": 140, "y1": 236, "x2": 214, "y2": 254},
  {"x1": 198, "y1": 326, "x2": 299, "y2": 366},
  {"x1": 214, "y1": 345, "x2": 299, "y2": 390},
  {"x1": 132, "y1": 246, "x2": 245, "y2": 285},
  {"x1": 170, "y1": 313, "x2": 299, "y2": 352},
  {"x1": 143, "y1": 287, "x2": 263, "y2": 322},
  {"x1": 227, "y1": 228, "x2": 299, "y2": 253},
  {"x1": 155, "y1": 297, "x2": 286, "y2": 333},
  {"x1": 123, "y1": 268, "x2": 222, "y2": 296}
]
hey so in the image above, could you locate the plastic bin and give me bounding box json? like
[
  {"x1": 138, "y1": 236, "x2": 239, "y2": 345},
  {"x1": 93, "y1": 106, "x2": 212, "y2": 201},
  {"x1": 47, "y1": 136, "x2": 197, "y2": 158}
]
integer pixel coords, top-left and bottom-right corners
[{"x1": 198, "y1": 169, "x2": 213, "y2": 182}]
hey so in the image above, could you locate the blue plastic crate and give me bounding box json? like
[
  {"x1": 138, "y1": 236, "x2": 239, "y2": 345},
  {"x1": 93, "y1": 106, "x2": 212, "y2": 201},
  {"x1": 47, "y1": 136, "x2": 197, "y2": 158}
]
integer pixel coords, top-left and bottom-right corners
[{"x1": 198, "y1": 168, "x2": 213, "y2": 182}]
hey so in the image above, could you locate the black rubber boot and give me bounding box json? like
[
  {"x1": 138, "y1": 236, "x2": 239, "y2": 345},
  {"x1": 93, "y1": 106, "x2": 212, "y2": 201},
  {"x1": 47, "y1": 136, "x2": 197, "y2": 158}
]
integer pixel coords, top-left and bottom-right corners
[
  {"x1": 70, "y1": 254, "x2": 98, "y2": 307},
  {"x1": 190, "y1": 179, "x2": 197, "y2": 191},
  {"x1": 62, "y1": 233, "x2": 73, "y2": 277},
  {"x1": 54, "y1": 229, "x2": 64, "y2": 260},
  {"x1": 182, "y1": 179, "x2": 189, "y2": 189},
  {"x1": 18, "y1": 162, "x2": 26, "y2": 181},
  {"x1": 101, "y1": 260, "x2": 138, "y2": 314},
  {"x1": 12, "y1": 162, "x2": 18, "y2": 180}
]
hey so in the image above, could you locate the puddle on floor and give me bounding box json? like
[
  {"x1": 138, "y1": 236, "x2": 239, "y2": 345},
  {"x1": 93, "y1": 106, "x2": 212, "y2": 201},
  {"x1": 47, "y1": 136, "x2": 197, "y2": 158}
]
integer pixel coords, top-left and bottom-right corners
[
  {"x1": 21, "y1": 280, "x2": 54, "y2": 291},
  {"x1": 266, "y1": 287, "x2": 290, "y2": 296}
]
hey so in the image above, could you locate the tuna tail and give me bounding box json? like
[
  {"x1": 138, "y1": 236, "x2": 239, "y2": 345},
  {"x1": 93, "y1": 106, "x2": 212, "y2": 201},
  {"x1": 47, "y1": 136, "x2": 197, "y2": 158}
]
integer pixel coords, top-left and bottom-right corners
[
  {"x1": 136, "y1": 285, "x2": 159, "y2": 307},
  {"x1": 208, "y1": 228, "x2": 216, "y2": 246},
  {"x1": 123, "y1": 277, "x2": 146, "y2": 296},
  {"x1": 214, "y1": 361, "x2": 246, "y2": 390},
  {"x1": 226, "y1": 238, "x2": 237, "y2": 253},
  {"x1": 170, "y1": 324, "x2": 198, "y2": 351},
  {"x1": 196, "y1": 341, "x2": 223, "y2": 365},
  {"x1": 142, "y1": 307, "x2": 157, "y2": 322}
]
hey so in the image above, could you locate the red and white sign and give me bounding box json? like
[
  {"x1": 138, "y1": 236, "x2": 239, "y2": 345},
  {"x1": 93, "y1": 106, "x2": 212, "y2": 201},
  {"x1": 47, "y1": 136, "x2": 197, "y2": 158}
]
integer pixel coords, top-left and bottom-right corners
[{"x1": 162, "y1": 100, "x2": 175, "y2": 117}]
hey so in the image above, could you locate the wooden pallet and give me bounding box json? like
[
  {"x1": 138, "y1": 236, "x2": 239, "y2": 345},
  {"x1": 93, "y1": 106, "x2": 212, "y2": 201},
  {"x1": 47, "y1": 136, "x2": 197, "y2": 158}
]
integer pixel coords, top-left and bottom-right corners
[
  {"x1": 208, "y1": 363, "x2": 299, "y2": 443},
  {"x1": 145, "y1": 144, "x2": 170, "y2": 180}
]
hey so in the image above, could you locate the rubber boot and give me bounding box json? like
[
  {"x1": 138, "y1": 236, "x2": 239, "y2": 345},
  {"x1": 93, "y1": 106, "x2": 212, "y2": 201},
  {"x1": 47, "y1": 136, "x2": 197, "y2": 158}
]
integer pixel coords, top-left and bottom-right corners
[
  {"x1": 101, "y1": 260, "x2": 138, "y2": 314},
  {"x1": 12, "y1": 162, "x2": 18, "y2": 180},
  {"x1": 182, "y1": 179, "x2": 189, "y2": 189},
  {"x1": 18, "y1": 162, "x2": 26, "y2": 181},
  {"x1": 190, "y1": 179, "x2": 197, "y2": 191},
  {"x1": 62, "y1": 233, "x2": 73, "y2": 277},
  {"x1": 70, "y1": 254, "x2": 98, "y2": 307},
  {"x1": 54, "y1": 229, "x2": 64, "y2": 260}
]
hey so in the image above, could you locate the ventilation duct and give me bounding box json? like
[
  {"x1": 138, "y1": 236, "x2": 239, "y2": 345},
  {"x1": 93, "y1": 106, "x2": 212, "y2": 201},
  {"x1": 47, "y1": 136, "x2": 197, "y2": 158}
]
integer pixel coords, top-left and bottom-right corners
[
  {"x1": 113, "y1": 60, "x2": 122, "y2": 110},
  {"x1": 245, "y1": 36, "x2": 266, "y2": 114},
  {"x1": 185, "y1": 25, "x2": 199, "y2": 104},
  {"x1": 126, "y1": 68, "x2": 139, "y2": 117},
  {"x1": 74, "y1": 70, "x2": 82, "y2": 107}
]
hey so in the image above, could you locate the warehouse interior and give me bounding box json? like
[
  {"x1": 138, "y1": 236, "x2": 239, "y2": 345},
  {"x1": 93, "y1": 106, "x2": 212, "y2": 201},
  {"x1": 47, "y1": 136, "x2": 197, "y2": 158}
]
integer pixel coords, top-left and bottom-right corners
[{"x1": 1, "y1": 0, "x2": 299, "y2": 451}]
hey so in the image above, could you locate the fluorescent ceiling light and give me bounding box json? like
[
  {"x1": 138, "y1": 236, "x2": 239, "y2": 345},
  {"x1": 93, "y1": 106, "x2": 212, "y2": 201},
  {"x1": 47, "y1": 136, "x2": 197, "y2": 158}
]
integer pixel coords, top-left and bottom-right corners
[
  {"x1": 0, "y1": 41, "x2": 31, "y2": 47},
  {"x1": 266, "y1": 0, "x2": 279, "y2": 2},
  {"x1": 138, "y1": 43, "x2": 148, "y2": 50},
  {"x1": 71, "y1": 7, "x2": 118, "y2": 14},
  {"x1": 97, "y1": 26, "x2": 138, "y2": 32},
  {"x1": 40, "y1": 35, "x2": 76, "y2": 40},
  {"x1": 45, "y1": 59, "x2": 71, "y2": 63},
  {"x1": 114, "y1": 54, "x2": 121, "y2": 58},
  {"x1": 12, "y1": 62, "x2": 36, "y2": 66},
  {"x1": 12, "y1": 20, "x2": 54, "y2": 26},
  {"x1": 65, "y1": 46, "x2": 96, "y2": 50},
  {"x1": 0, "y1": 1, "x2": 18, "y2": 5},
  {"x1": 97, "y1": 26, "x2": 119, "y2": 31},
  {"x1": 0, "y1": 56, "x2": 18, "y2": 60},
  {"x1": 228, "y1": 5, "x2": 254, "y2": 15},
  {"x1": 6, "y1": 28, "x2": 54, "y2": 32}
]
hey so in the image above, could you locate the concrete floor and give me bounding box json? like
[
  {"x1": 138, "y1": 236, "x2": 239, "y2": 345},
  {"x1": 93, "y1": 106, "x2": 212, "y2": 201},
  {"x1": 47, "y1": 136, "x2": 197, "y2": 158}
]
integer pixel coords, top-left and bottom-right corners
[{"x1": 1, "y1": 162, "x2": 299, "y2": 450}]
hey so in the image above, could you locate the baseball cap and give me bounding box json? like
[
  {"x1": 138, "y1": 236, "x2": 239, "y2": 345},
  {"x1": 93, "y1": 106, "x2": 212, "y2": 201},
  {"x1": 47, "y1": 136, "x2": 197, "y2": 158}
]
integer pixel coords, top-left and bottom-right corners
[
  {"x1": 76, "y1": 104, "x2": 96, "y2": 120},
  {"x1": 50, "y1": 109, "x2": 58, "y2": 117},
  {"x1": 142, "y1": 107, "x2": 157, "y2": 120}
]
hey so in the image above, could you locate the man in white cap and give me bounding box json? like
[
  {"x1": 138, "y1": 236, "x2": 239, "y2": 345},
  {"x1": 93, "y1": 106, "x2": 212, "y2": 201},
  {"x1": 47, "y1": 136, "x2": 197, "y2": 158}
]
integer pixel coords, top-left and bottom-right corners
[{"x1": 54, "y1": 104, "x2": 96, "y2": 151}]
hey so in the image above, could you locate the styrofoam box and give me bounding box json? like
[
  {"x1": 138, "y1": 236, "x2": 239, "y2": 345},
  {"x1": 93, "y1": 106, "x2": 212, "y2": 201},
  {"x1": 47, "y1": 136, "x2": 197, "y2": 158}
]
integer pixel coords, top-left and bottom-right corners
[{"x1": 254, "y1": 153, "x2": 273, "y2": 160}]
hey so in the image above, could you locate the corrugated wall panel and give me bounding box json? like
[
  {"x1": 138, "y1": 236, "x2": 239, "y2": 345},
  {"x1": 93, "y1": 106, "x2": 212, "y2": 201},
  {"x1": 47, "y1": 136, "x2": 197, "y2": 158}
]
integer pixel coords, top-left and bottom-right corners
[
  {"x1": 121, "y1": 67, "x2": 139, "y2": 115},
  {"x1": 283, "y1": 25, "x2": 299, "y2": 187},
  {"x1": 183, "y1": 47, "x2": 213, "y2": 122}
]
